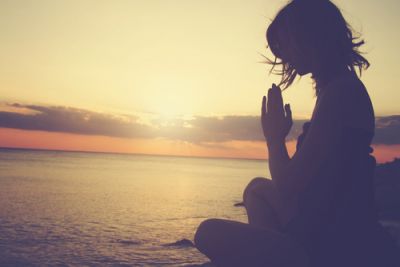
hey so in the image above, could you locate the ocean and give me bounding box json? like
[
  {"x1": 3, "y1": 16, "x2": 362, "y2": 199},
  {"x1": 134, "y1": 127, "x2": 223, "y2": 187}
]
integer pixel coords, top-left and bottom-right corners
[{"x1": 0, "y1": 148, "x2": 269, "y2": 266}]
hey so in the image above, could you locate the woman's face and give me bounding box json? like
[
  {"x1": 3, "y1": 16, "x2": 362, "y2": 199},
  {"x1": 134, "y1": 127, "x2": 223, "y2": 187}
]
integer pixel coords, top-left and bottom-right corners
[{"x1": 276, "y1": 29, "x2": 313, "y2": 75}]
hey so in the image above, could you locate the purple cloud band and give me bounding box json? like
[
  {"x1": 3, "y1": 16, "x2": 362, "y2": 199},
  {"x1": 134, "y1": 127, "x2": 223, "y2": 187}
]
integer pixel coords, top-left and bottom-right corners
[{"x1": 0, "y1": 103, "x2": 399, "y2": 145}]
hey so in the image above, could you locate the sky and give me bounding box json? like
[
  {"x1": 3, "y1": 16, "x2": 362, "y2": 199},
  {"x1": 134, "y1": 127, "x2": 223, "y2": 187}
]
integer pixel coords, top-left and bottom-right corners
[{"x1": 0, "y1": 0, "x2": 399, "y2": 162}]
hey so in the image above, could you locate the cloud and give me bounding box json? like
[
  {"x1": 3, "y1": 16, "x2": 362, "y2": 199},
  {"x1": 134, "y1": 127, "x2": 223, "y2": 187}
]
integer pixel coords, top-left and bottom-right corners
[
  {"x1": 158, "y1": 115, "x2": 307, "y2": 144},
  {"x1": 0, "y1": 103, "x2": 399, "y2": 146},
  {"x1": 0, "y1": 103, "x2": 157, "y2": 139},
  {"x1": 374, "y1": 115, "x2": 400, "y2": 145}
]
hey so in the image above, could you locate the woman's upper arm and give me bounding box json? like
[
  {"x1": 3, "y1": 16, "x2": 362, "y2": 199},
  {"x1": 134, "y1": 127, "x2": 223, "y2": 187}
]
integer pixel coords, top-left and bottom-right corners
[{"x1": 279, "y1": 88, "x2": 344, "y2": 198}]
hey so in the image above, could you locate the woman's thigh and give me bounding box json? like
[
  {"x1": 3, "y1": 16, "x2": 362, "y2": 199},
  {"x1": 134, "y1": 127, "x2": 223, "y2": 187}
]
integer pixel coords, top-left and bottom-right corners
[{"x1": 194, "y1": 218, "x2": 309, "y2": 267}]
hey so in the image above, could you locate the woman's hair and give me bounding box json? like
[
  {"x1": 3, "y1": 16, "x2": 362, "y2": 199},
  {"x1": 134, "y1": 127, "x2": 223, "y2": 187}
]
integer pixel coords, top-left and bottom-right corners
[{"x1": 265, "y1": 0, "x2": 370, "y2": 92}]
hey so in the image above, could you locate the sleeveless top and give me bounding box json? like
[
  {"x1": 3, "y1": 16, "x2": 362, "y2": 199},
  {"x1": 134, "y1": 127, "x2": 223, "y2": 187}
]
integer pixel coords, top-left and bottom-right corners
[
  {"x1": 282, "y1": 72, "x2": 399, "y2": 266},
  {"x1": 283, "y1": 126, "x2": 376, "y2": 242}
]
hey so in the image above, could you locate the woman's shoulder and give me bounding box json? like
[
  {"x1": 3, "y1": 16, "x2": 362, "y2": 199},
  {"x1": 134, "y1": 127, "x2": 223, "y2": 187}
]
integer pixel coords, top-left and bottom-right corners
[
  {"x1": 320, "y1": 70, "x2": 364, "y2": 97},
  {"x1": 318, "y1": 71, "x2": 375, "y2": 132}
]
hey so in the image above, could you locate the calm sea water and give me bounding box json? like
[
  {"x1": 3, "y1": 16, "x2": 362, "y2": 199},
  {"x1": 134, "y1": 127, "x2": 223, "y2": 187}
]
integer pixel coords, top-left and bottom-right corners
[{"x1": 0, "y1": 148, "x2": 270, "y2": 266}]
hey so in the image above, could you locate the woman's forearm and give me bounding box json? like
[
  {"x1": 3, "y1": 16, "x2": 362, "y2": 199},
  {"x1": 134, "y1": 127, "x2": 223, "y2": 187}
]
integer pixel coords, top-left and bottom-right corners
[{"x1": 267, "y1": 138, "x2": 290, "y2": 184}]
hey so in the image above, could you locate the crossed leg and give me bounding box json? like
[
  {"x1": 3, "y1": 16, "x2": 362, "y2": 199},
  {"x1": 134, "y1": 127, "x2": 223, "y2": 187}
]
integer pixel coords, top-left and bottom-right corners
[
  {"x1": 194, "y1": 177, "x2": 308, "y2": 267},
  {"x1": 194, "y1": 218, "x2": 308, "y2": 267}
]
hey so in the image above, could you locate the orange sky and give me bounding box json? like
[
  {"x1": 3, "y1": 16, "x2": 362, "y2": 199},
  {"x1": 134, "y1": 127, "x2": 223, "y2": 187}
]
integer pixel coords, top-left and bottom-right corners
[{"x1": 0, "y1": 127, "x2": 279, "y2": 160}]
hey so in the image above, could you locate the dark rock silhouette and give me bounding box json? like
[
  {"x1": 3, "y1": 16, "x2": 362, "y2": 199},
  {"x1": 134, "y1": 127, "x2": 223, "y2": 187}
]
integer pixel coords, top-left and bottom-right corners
[
  {"x1": 234, "y1": 201, "x2": 244, "y2": 207},
  {"x1": 163, "y1": 238, "x2": 195, "y2": 248},
  {"x1": 115, "y1": 239, "x2": 140, "y2": 245},
  {"x1": 374, "y1": 158, "x2": 400, "y2": 249},
  {"x1": 375, "y1": 158, "x2": 400, "y2": 221}
]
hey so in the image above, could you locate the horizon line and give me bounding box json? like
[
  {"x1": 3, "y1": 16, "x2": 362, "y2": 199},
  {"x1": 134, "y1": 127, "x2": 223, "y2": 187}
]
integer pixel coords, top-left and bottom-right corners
[{"x1": 0, "y1": 146, "x2": 267, "y2": 162}]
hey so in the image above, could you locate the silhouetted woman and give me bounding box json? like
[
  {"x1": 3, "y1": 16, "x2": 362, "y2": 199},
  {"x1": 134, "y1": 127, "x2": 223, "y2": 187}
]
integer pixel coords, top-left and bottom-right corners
[{"x1": 194, "y1": 0, "x2": 399, "y2": 266}]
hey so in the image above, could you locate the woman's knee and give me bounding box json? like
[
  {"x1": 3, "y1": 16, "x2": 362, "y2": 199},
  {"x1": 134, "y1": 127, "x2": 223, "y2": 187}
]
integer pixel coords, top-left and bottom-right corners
[
  {"x1": 243, "y1": 177, "x2": 271, "y2": 204},
  {"x1": 194, "y1": 219, "x2": 221, "y2": 254}
]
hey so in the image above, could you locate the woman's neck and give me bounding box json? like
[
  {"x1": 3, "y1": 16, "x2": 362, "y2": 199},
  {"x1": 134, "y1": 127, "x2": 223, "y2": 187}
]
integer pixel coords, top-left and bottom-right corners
[{"x1": 311, "y1": 65, "x2": 353, "y2": 94}]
